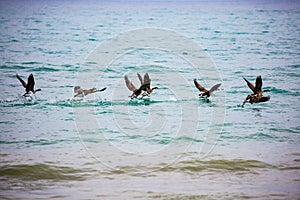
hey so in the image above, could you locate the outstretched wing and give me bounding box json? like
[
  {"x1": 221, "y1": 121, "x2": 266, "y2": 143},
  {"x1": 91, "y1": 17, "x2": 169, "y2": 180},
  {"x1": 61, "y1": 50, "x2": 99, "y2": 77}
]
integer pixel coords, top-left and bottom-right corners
[
  {"x1": 124, "y1": 75, "x2": 137, "y2": 91},
  {"x1": 254, "y1": 75, "x2": 262, "y2": 93},
  {"x1": 209, "y1": 83, "x2": 221, "y2": 95},
  {"x1": 26, "y1": 74, "x2": 35, "y2": 92},
  {"x1": 193, "y1": 79, "x2": 208, "y2": 92},
  {"x1": 143, "y1": 73, "x2": 151, "y2": 85},
  {"x1": 137, "y1": 73, "x2": 143, "y2": 85},
  {"x1": 243, "y1": 77, "x2": 255, "y2": 93},
  {"x1": 16, "y1": 74, "x2": 27, "y2": 88}
]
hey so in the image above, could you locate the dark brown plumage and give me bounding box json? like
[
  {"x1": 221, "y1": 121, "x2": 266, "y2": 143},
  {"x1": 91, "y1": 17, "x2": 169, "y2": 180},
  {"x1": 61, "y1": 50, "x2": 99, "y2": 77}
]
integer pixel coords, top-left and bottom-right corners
[
  {"x1": 242, "y1": 76, "x2": 270, "y2": 107},
  {"x1": 193, "y1": 79, "x2": 221, "y2": 98},
  {"x1": 16, "y1": 73, "x2": 41, "y2": 96},
  {"x1": 125, "y1": 73, "x2": 158, "y2": 98}
]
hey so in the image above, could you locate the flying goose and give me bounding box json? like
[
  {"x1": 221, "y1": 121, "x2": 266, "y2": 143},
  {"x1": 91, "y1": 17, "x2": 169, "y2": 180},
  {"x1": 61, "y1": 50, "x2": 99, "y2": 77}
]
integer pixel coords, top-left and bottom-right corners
[
  {"x1": 16, "y1": 73, "x2": 41, "y2": 96},
  {"x1": 242, "y1": 75, "x2": 270, "y2": 107},
  {"x1": 74, "y1": 86, "x2": 106, "y2": 97},
  {"x1": 194, "y1": 79, "x2": 221, "y2": 98},
  {"x1": 137, "y1": 73, "x2": 158, "y2": 95},
  {"x1": 125, "y1": 73, "x2": 158, "y2": 98}
]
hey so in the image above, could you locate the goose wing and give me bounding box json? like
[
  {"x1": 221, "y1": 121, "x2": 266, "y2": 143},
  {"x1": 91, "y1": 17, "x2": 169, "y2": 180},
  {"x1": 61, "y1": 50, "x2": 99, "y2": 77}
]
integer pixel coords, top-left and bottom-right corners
[
  {"x1": 16, "y1": 74, "x2": 27, "y2": 88},
  {"x1": 124, "y1": 75, "x2": 137, "y2": 91},
  {"x1": 209, "y1": 83, "x2": 221, "y2": 95},
  {"x1": 243, "y1": 77, "x2": 255, "y2": 93},
  {"x1": 143, "y1": 73, "x2": 151, "y2": 85},
  {"x1": 254, "y1": 75, "x2": 262, "y2": 93},
  {"x1": 26, "y1": 74, "x2": 35, "y2": 92},
  {"x1": 137, "y1": 73, "x2": 144, "y2": 85},
  {"x1": 193, "y1": 79, "x2": 208, "y2": 92}
]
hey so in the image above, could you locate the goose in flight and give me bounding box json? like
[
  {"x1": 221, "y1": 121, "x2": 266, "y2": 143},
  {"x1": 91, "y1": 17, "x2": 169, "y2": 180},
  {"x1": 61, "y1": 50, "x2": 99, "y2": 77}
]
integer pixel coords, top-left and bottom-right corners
[
  {"x1": 242, "y1": 75, "x2": 270, "y2": 107},
  {"x1": 16, "y1": 73, "x2": 41, "y2": 96},
  {"x1": 74, "y1": 86, "x2": 106, "y2": 97},
  {"x1": 137, "y1": 73, "x2": 158, "y2": 95},
  {"x1": 125, "y1": 73, "x2": 158, "y2": 98},
  {"x1": 193, "y1": 79, "x2": 221, "y2": 98}
]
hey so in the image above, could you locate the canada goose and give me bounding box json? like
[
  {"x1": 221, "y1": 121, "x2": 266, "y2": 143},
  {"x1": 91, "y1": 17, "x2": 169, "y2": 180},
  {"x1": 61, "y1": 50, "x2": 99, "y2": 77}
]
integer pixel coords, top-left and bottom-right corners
[
  {"x1": 74, "y1": 86, "x2": 106, "y2": 97},
  {"x1": 137, "y1": 73, "x2": 158, "y2": 95},
  {"x1": 242, "y1": 76, "x2": 270, "y2": 107},
  {"x1": 16, "y1": 73, "x2": 41, "y2": 96},
  {"x1": 125, "y1": 73, "x2": 158, "y2": 98},
  {"x1": 194, "y1": 79, "x2": 221, "y2": 98}
]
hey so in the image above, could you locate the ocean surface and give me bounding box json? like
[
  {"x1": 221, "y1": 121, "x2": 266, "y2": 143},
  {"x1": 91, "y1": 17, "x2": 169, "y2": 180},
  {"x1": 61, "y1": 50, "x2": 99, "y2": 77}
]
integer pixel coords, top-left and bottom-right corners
[{"x1": 0, "y1": 1, "x2": 300, "y2": 199}]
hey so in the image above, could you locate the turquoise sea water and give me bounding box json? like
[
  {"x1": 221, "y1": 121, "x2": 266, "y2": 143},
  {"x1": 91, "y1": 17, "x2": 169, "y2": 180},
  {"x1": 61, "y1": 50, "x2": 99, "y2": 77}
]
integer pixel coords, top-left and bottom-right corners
[{"x1": 0, "y1": 1, "x2": 300, "y2": 199}]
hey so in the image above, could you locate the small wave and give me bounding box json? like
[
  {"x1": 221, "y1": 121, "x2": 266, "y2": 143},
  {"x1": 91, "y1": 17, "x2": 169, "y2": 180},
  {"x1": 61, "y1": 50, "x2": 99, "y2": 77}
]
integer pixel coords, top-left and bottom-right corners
[
  {"x1": 269, "y1": 127, "x2": 299, "y2": 134},
  {"x1": 146, "y1": 138, "x2": 172, "y2": 145},
  {"x1": 265, "y1": 87, "x2": 300, "y2": 97},
  {"x1": 31, "y1": 66, "x2": 59, "y2": 72},
  {"x1": 21, "y1": 61, "x2": 42, "y2": 65},
  {"x1": 176, "y1": 159, "x2": 273, "y2": 172},
  {"x1": 45, "y1": 98, "x2": 113, "y2": 108},
  {"x1": 286, "y1": 64, "x2": 300, "y2": 69},
  {"x1": 175, "y1": 136, "x2": 203, "y2": 143},
  {"x1": 61, "y1": 64, "x2": 80, "y2": 72},
  {"x1": 0, "y1": 96, "x2": 39, "y2": 107},
  {"x1": 0, "y1": 65, "x2": 27, "y2": 70},
  {"x1": 105, "y1": 159, "x2": 273, "y2": 175},
  {"x1": 88, "y1": 38, "x2": 98, "y2": 41},
  {"x1": 0, "y1": 138, "x2": 78, "y2": 146},
  {"x1": 231, "y1": 31, "x2": 260, "y2": 35},
  {"x1": 221, "y1": 131, "x2": 275, "y2": 142},
  {"x1": 0, "y1": 164, "x2": 90, "y2": 181},
  {"x1": 46, "y1": 99, "x2": 77, "y2": 108},
  {"x1": 246, "y1": 132, "x2": 274, "y2": 140}
]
